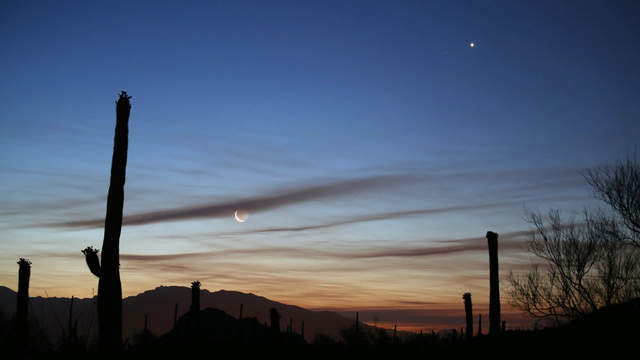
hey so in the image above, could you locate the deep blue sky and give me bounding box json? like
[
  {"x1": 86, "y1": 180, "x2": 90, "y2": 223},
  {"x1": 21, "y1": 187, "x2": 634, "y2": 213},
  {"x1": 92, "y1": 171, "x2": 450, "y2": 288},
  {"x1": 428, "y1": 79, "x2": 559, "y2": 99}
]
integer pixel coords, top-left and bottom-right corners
[{"x1": 1, "y1": 0, "x2": 639, "y2": 328}]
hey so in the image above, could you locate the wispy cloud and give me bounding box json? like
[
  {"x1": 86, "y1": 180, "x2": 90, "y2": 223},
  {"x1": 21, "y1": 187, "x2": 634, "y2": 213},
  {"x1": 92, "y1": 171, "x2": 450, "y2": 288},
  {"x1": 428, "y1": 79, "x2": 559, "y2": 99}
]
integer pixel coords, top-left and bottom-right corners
[
  {"x1": 173, "y1": 196, "x2": 585, "y2": 240},
  {"x1": 45, "y1": 229, "x2": 530, "y2": 263},
  {"x1": 200, "y1": 202, "x2": 517, "y2": 237},
  {"x1": 45, "y1": 175, "x2": 416, "y2": 228}
]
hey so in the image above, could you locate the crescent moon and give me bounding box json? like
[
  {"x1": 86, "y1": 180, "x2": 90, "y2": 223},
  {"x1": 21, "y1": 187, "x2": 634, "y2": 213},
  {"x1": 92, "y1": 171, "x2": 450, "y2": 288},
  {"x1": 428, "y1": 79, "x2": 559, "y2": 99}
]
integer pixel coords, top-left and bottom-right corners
[{"x1": 234, "y1": 209, "x2": 247, "y2": 223}]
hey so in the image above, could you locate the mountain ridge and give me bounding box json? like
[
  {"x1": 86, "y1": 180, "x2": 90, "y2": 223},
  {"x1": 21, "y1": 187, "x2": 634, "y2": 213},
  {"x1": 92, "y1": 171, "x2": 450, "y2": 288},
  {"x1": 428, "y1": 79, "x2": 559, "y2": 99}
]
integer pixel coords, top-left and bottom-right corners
[{"x1": 0, "y1": 285, "x2": 353, "y2": 342}]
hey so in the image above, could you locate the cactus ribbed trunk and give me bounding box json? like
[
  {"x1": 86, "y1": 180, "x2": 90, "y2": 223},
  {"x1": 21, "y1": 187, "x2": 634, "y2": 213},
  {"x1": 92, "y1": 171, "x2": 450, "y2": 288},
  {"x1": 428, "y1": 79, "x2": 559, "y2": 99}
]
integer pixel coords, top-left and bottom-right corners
[
  {"x1": 462, "y1": 293, "x2": 473, "y2": 340},
  {"x1": 487, "y1": 231, "x2": 500, "y2": 335},
  {"x1": 478, "y1": 314, "x2": 482, "y2": 336},
  {"x1": 16, "y1": 258, "x2": 31, "y2": 346}
]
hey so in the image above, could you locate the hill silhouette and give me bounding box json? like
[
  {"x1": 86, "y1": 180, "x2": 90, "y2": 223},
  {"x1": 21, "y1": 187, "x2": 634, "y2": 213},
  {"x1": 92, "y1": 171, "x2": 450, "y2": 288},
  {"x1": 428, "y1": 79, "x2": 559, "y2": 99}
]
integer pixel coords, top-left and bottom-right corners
[
  {"x1": 139, "y1": 307, "x2": 306, "y2": 356},
  {"x1": 0, "y1": 285, "x2": 352, "y2": 343}
]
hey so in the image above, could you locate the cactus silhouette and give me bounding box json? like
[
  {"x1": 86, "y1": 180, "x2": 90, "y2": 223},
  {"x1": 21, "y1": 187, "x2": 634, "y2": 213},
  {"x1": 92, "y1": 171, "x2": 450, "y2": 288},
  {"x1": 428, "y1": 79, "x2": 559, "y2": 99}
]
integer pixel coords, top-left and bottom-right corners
[
  {"x1": 462, "y1": 292, "x2": 473, "y2": 340},
  {"x1": 191, "y1": 281, "x2": 201, "y2": 332},
  {"x1": 191, "y1": 281, "x2": 201, "y2": 314},
  {"x1": 478, "y1": 313, "x2": 482, "y2": 336},
  {"x1": 16, "y1": 258, "x2": 31, "y2": 347},
  {"x1": 486, "y1": 231, "x2": 501, "y2": 335},
  {"x1": 355, "y1": 311, "x2": 359, "y2": 333},
  {"x1": 81, "y1": 91, "x2": 131, "y2": 352}
]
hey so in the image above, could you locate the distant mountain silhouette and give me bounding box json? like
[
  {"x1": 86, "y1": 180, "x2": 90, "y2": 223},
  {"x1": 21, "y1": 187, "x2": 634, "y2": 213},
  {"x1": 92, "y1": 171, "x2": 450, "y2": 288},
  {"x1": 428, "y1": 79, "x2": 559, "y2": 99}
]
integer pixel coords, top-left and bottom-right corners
[{"x1": 0, "y1": 285, "x2": 352, "y2": 343}]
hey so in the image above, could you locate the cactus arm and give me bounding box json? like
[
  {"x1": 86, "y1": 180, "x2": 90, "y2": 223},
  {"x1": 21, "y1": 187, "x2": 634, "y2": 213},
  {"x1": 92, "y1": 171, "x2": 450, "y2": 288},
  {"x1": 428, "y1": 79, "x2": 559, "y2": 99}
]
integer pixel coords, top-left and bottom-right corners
[{"x1": 81, "y1": 247, "x2": 101, "y2": 278}]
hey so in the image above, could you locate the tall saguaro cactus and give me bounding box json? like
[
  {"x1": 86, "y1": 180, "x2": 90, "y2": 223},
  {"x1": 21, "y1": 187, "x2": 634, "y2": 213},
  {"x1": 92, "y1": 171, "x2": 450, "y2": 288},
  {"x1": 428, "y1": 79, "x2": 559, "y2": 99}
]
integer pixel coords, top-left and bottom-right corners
[
  {"x1": 81, "y1": 91, "x2": 131, "y2": 352},
  {"x1": 486, "y1": 231, "x2": 501, "y2": 335},
  {"x1": 191, "y1": 281, "x2": 201, "y2": 314},
  {"x1": 16, "y1": 258, "x2": 31, "y2": 345},
  {"x1": 462, "y1": 292, "x2": 473, "y2": 340}
]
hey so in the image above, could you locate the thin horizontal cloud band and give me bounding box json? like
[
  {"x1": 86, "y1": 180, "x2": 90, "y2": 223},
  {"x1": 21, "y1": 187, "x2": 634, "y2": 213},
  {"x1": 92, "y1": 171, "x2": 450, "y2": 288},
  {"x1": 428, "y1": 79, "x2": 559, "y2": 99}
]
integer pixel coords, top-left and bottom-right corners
[
  {"x1": 47, "y1": 175, "x2": 416, "y2": 228},
  {"x1": 46, "y1": 229, "x2": 530, "y2": 261}
]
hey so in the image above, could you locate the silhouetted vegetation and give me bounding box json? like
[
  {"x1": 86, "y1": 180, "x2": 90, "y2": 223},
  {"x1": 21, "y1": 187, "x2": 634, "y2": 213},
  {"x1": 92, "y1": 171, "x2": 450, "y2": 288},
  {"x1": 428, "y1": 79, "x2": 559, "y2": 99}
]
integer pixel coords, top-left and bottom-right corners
[
  {"x1": 1, "y1": 269, "x2": 639, "y2": 359},
  {"x1": 462, "y1": 293, "x2": 473, "y2": 340},
  {"x1": 16, "y1": 258, "x2": 31, "y2": 350},
  {"x1": 486, "y1": 231, "x2": 501, "y2": 335},
  {"x1": 509, "y1": 210, "x2": 640, "y2": 321},
  {"x1": 586, "y1": 157, "x2": 640, "y2": 249},
  {"x1": 190, "y1": 281, "x2": 200, "y2": 333},
  {"x1": 509, "y1": 158, "x2": 640, "y2": 323},
  {"x1": 80, "y1": 91, "x2": 131, "y2": 352}
]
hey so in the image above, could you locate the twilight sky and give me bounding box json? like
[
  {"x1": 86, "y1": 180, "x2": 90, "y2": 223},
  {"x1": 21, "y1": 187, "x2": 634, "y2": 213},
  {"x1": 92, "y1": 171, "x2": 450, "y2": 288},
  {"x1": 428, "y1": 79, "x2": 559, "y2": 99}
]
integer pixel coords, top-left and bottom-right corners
[{"x1": 1, "y1": 1, "x2": 639, "y2": 330}]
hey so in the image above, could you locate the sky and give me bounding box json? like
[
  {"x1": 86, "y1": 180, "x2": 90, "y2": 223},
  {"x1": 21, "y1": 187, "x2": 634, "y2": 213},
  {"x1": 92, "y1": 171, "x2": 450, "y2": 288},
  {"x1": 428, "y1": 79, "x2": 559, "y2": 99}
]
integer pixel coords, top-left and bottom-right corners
[{"x1": 1, "y1": 0, "x2": 640, "y2": 331}]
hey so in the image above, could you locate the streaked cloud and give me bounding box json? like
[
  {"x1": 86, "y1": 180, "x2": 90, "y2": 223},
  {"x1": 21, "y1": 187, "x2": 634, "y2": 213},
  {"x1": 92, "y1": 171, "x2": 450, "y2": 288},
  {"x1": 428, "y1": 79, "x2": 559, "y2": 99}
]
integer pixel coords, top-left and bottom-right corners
[
  {"x1": 201, "y1": 202, "x2": 518, "y2": 237},
  {"x1": 45, "y1": 175, "x2": 416, "y2": 228},
  {"x1": 45, "y1": 229, "x2": 530, "y2": 263}
]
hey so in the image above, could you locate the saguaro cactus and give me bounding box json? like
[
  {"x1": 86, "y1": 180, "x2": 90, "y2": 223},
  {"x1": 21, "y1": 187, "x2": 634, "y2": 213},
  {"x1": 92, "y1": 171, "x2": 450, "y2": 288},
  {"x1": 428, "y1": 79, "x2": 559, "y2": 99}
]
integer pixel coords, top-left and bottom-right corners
[
  {"x1": 477, "y1": 314, "x2": 482, "y2": 336},
  {"x1": 487, "y1": 231, "x2": 500, "y2": 335},
  {"x1": 16, "y1": 258, "x2": 31, "y2": 345},
  {"x1": 16, "y1": 258, "x2": 31, "y2": 326},
  {"x1": 191, "y1": 281, "x2": 201, "y2": 314},
  {"x1": 462, "y1": 293, "x2": 473, "y2": 340},
  {"x1": 81, "y1": 91, "x2": 131, "y2": 351}
]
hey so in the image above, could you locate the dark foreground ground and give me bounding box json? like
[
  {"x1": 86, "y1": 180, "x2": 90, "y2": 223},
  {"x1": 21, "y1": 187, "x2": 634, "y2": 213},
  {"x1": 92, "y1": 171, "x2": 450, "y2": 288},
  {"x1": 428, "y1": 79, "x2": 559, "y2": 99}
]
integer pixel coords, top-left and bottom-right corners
[{"x1": 2, "y1": 299, "x2": 638, "y2": 359}]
